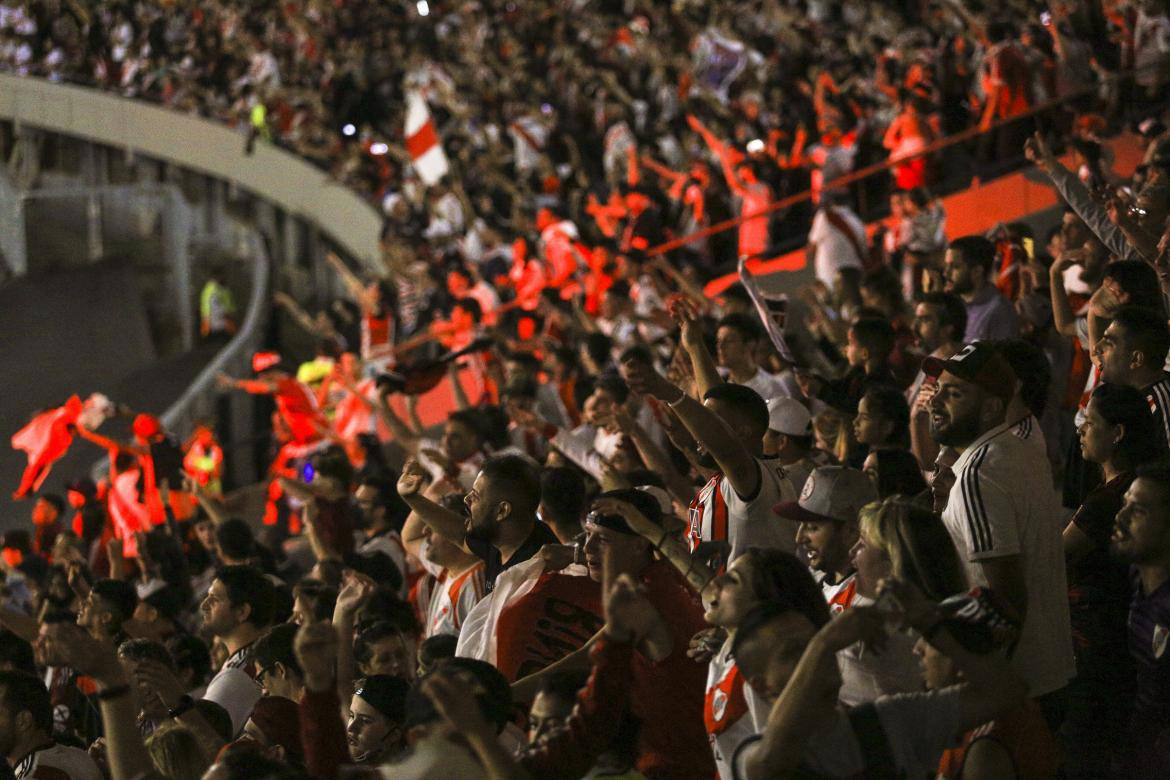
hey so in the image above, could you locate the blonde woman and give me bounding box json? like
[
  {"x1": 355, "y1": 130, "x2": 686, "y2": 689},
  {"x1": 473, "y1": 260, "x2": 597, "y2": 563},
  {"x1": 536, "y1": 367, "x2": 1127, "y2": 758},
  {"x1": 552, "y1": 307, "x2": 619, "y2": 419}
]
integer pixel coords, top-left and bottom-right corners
[{"x1": 146, "y1": 724, "x2": 209, "y2": 780}]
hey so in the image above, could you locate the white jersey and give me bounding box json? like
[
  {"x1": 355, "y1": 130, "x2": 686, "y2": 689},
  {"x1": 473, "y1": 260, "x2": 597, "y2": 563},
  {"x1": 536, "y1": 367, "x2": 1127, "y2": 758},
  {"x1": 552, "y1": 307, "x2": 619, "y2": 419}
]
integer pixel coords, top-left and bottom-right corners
[
  {"x1": 705, "y1": 641, "x2": 758, "y2": 780},
  {"x1": 425, "y1": 563, "x2": 487, "y2": 638},
  {"x1": 686, "y1": 458, "x2": 797, "y2": 570},
  {"x1": 941, "y1": 423, "x2": 1075, "y2": 697}
]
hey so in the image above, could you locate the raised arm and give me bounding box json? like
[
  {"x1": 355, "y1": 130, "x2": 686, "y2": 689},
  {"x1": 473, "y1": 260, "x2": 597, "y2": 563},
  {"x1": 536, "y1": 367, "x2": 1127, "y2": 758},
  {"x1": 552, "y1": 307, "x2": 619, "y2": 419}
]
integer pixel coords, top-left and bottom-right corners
[
  {"x1": 608, "y1": 407, "x2": 695, "y2": 508},
  {"x1": 1048, "y1": 253, "x2": 1080, "y2": 338},
  {"x1": 273, "y1": 292, "x2": 328, "y2": 339},
  {"x1": 371, "y1": 390, "x2": 421, "y2": 454},
  {"x1": 396, "y1": 460, "x2": 474, "y2": 552},
  {"x1": 325, "y1": 252, "x2": 369, "y2": 306},
  {"x1": 73, "y1": 424, "x2": 145, "y2": 457},
  {"x1": 591, "y1": 497, "x2": 712, "y2": 594},
  {"x1": 623, "y1": 360, "x2": 760, "y2": 499},
  {"x1": 1025, "y1": 133, "x2": 1142, "y2": 262},
  {"x1": 216, "y1": 373, "x2": 276, "y2": 396},
  {"x1": 184, "y1": 476, "x2": 228, "y2": 526},
  {"x1": 674, "y1": 301, "x2": 722, "y2": 396},
  {"x1": 46, "y1": 623, "x2": 161, "y2": 780}
]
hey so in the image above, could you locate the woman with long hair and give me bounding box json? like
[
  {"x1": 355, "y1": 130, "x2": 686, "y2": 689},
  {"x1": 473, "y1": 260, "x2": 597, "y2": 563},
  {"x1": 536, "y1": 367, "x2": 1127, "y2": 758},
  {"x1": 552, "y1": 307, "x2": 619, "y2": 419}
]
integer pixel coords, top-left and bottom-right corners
[
  {"x1": 853, "y1": 496, "x2": 967, "y2": 602},
  {"x1": 837, "y1": 497, "x2": 967, "y2": 706},
  {"x1": 1061, "y1": 382, "x2": 1165, "y2": 776}
]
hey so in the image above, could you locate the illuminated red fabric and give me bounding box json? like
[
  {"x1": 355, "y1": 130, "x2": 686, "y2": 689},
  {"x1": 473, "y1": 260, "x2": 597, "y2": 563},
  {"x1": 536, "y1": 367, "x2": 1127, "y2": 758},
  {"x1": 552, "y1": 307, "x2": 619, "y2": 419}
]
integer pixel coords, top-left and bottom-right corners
[
  {"x1": 108, "y1": 469, "x2": 151, "y2": 557},
  {"x1": 10, "y1": 395, "x2": 83, "y2": 499},
  {"x1": 405, "y1": 120, "x2": 440, "y2": 159},
  {"x1": 273, "y1": 377, "x2": 325, "y2": 445}
]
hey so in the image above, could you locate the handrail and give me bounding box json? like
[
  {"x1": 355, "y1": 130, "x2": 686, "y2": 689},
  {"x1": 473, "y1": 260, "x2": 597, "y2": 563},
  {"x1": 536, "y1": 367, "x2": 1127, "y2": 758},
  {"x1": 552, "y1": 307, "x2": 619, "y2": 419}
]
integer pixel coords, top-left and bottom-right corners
[
  {"x1": 646, "y1": 63, "x2": 1158, "y2": 259},
  {"x1": 0, "y1": 74, "x2": 382, "y2": 270},
  {"x1": 90, "y1": 222, "x2": 271, "y2": 483},
  {"x1": 160, "y1": 227, "x2": 271, "y2": 436}
]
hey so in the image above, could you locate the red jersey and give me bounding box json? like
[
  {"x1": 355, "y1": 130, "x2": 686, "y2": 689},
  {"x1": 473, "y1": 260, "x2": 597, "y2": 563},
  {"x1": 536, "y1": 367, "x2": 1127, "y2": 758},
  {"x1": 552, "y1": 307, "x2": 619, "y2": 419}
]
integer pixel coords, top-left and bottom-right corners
[{"x1": 273, "y1": 377, "x2": 324, "y2": 445}]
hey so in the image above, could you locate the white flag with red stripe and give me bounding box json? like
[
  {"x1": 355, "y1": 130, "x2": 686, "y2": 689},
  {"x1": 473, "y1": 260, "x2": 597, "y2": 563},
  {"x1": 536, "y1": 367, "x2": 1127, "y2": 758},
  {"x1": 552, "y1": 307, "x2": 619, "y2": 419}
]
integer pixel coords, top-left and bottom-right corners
[{"x1": 405, "y1": 91, "x2": 448, "y2": 185}]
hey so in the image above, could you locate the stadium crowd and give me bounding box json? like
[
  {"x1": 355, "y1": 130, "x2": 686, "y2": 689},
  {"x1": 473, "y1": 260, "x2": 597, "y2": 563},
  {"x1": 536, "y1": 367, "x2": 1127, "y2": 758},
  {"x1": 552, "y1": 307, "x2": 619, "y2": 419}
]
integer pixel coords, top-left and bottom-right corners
[
  {"x1": 0, "y1": 0, "x2": 1165, "y2": 259},
  {"x1": 5, "y1": 0, "x2": 1170, "y2": 779}
]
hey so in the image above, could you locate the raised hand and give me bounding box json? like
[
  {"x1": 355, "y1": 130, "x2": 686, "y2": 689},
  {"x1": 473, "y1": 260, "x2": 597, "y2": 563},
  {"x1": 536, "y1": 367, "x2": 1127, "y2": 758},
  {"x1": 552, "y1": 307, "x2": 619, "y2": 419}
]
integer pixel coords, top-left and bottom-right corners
[
  {"x1": 592, "y1": 497, "x2": 659, "y2": 539},
  {"x1": 132, "y1": 659, "x2": 186, "y2": 711},
  {"x1": 686, "y1": 627, "x2": 727, "y2": 663},
  {"x1": 621, "y1": 357, "x2": 683, "y2": 403},
  {"x1": 604, "y1": 574, "x2": 667, "y2": 649},
  {"x1": 335, "y1": 571, "x2": 375, "y2": 618},
  {"x1": 1023, "y1": 132, "x2": 1055, "y2": 172},
  {"x1": 422, "y1": 671, "x2": 494, "y2": 737},
  {"x1": 293, "y1": 621, "x2": 340, "y2": 692},
  {"x1": 670, "y1": 297, "x2": 705, "y2": 351},
  {"x1": 44, "y1": 622, "x2": 123, "y2": 685},
  {"x1": 538, "y1": 543, "x2": 577, "y2": 572},
  {"x1": 397, "y1": 458, "x2": 428, "y2": 498},
  {"x1": 812, "y1": 605, "x2": 889, "y2": 654}
]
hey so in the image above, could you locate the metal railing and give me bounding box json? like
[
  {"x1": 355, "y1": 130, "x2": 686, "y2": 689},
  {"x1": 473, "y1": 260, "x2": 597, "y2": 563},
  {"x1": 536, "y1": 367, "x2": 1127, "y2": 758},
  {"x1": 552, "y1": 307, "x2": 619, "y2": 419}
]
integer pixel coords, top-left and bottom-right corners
[
  {"x1": 89, "y1": 223, "x2": 271, "y2": 488},
  {"x1": 646, "y1": 62, "x2": 1161, "y2": 262}
]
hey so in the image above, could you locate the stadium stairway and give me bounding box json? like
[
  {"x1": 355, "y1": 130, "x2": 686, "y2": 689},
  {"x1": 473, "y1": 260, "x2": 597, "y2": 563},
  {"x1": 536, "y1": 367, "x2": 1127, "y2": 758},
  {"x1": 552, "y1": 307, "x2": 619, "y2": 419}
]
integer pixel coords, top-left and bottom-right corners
[{"x1": 0, "y1": 260, "x2": 218, "y2": 529}]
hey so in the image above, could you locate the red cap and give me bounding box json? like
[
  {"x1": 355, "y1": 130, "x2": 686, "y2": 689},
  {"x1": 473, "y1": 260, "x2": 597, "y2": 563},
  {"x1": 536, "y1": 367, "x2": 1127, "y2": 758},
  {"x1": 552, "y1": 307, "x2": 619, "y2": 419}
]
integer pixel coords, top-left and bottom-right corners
[
  {"x1": 132, "y1": 413, "x2": 162, "y2": 440},
  {"x1": 252, "y1": 351, "x2": 283, "y2": 374}
]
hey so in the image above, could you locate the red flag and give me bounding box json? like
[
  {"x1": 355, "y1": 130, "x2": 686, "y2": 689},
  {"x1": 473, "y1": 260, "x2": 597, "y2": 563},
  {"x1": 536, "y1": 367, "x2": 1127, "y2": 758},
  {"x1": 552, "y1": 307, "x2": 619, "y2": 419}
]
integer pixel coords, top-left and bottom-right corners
[
  {"x1": 10, "y1": 395, "x2": 83, "y2": 499},
  {"x1": 108, "y1": 469, "x2": 151, "y2": 558}
]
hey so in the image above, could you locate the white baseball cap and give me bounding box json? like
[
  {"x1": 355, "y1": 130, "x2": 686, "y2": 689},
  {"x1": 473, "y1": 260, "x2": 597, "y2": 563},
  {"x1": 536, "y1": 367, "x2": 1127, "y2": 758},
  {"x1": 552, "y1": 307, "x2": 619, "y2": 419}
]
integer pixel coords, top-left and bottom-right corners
[{"x1": 767, "y1": 397, "x2": 812, "y2": 436}]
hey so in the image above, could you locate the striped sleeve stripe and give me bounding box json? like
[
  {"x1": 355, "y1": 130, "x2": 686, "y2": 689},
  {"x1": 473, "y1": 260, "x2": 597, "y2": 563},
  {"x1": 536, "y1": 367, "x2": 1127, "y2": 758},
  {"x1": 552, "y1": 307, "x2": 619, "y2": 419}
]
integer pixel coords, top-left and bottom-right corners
[
  {"x1": 1150, "y1": 381, "x2": 1170, "y2": 448},
  {"x1": 960, "y1": 445, "x2": 993, "y2": 554}
]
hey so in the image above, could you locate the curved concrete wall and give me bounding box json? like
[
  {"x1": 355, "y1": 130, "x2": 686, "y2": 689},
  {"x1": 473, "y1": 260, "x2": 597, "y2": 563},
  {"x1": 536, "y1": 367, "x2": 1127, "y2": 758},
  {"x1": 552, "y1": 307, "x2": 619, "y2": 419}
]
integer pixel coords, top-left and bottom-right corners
[{"x1": 0, "y1": 74, "x2": 382, "y2": 267}]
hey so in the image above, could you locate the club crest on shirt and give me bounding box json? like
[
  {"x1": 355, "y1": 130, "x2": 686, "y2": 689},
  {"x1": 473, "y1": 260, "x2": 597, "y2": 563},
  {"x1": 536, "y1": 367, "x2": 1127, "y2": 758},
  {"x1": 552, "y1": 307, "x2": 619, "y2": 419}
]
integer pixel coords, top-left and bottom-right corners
[
  {"x1": 800, "y1": 474, "x2": 815, "y2": 502},
  {"x1": 1154, "y1": 624, "x2": 1169, "y2": 660},
  {"x1": 712, "y1": 687, "x2": 728, "y2": 721}
]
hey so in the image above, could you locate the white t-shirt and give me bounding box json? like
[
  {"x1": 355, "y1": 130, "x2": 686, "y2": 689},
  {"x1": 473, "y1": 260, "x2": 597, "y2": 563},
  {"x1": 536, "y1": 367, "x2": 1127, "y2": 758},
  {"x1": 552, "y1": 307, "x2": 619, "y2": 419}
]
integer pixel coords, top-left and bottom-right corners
[
  {"x1": 202, "y1": 645, "x2": 263, "y2": 737},
  {"x1": 837, "y1": 597, "x2": 925, "y2": 707},
  {"x1": 14, "y1": 743, "x2": 102, "y2": 780},
  {"x1": 720, "y1": 367, "x2": 791, "y2": 404},
  {"x1": 941, "y1": 423, "x2": 1075, "y2": 697},
  {"x1": 732, "y1": 687, "x2": 964, "y2": 779},
  {"x1": 808, "y1": 207, "x2": 866, "y2": 287},
  {"x1": 687, "y1": 459, "x2": 797, "y2": 569}
]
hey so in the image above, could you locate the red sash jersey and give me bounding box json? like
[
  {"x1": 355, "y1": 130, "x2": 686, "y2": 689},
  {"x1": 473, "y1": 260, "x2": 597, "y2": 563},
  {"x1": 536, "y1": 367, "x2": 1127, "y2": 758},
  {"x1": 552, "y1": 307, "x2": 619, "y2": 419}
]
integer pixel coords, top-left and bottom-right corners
[
  {"x1": 936, "y1": 700, "x2": 1058, "y2": 779},
  {"x1": 818, "y1": 571, "x2": 859, "y2": 615},
  {"x1": 425, "y1": 562, "x2": 486, "y2": 638},
  {"x1": 705, "y1": 642, "x2": 755, "y2": 780},
  {"x1": 361, "y1": 311, "x2": 394, "y2": 367},
  {"x1": 686, "y1": 460, "x2": 795, "y2": 571}
]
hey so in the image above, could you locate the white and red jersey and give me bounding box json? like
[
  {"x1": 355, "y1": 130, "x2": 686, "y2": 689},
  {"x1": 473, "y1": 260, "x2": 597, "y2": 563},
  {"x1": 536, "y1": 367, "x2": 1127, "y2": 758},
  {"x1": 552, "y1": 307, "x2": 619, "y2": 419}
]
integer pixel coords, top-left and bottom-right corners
[
  {"x1": 705, "y1": 641, "x2": 756, "y2": 780},
  {"x1": 361, "y1": 311, "x2": 395, "y2": 370},
  {"x1": 686, "y1": 459, "x2": 796, "y2": 571},
  {"x1": 816, "y1": 570, "x2": 858, "y2": 615},
  {"x1": 425, "y1": 562, "x2": 487, "y2": 638}
]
